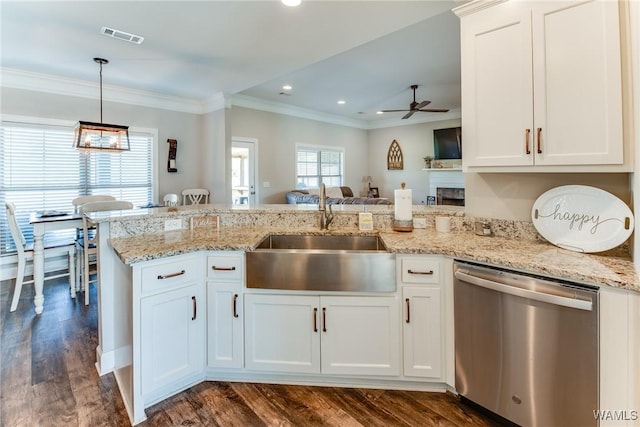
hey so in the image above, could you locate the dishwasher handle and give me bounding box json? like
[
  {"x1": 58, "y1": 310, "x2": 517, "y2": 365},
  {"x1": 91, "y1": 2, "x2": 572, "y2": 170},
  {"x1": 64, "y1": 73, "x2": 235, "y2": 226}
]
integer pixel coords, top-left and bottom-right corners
[{"x1": 455, "y1": 270, "x2": 593, "y2": 311}]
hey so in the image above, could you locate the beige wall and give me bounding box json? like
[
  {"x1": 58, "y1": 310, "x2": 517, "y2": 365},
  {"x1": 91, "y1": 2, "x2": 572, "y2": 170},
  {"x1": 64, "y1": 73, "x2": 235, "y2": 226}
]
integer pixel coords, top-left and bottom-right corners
[
  {"x1": 465, "y1": 173, "x2": 631, "y2": 221},
  {"x1": 229, "y1": 106, "x2": 369, "y2": 204},
  {"x1": 0, "y1": 87, "x2": 203, "y2": 202},
  {"x1": 367, "y1": 118, "x2": 462, "y2": 202}
]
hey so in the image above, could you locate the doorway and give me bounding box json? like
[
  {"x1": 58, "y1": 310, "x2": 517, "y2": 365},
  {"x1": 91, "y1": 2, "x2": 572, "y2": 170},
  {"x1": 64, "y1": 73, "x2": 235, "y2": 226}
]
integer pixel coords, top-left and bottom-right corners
[{"x1": 231, "y1": 138, "x2": 257, "y2": 206}]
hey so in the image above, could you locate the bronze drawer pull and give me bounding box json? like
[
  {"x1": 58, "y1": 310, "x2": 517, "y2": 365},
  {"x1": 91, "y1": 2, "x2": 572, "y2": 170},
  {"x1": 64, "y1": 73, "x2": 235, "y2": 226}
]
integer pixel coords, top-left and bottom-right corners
[
  {"x1": 406, "y1": 298, "x2": 411, "y2": 324},
  {"x1": 212, "y1": 266, "x2": 236, "y2": 271},
  {"x1": 322, "y1": 307, "x2": 327, "y2": 332},
  {"x1": 313, "y1": 307, "x2": 318, "y2": 332},
  {"x1": 157, "y1": 270, "x2": 185, "y2": 280},
  {"x1": 192, "y1": 296, "x2": 197, "y2": 320},
  {"x1": 233, "y1": 294, "x2": 239, "y2": 318},
  {"x1": 408, "y1": 269, "x2": 434, "y2": 275},
  {"x1": 525, "y1": 128, "x2": 531, "y2": 154},
  {"x1": 536, "y1": 128, "x2": 542, "y2": 154}
]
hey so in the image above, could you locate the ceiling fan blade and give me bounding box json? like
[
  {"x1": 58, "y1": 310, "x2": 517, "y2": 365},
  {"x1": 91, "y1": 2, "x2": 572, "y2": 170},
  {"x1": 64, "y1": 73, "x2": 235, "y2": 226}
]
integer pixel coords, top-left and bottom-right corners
[
  {"x1": 418, "y1": 108, "x2": 450, "y2": 113},
  {"x1": 380, "y1": 109, "x2": 411, "y2": 113},
  {"x1": 415, "y1": 100, "x2": 431, "y2": 109},
  {"x1": 402, "y1": 111, "x2": 415, "y2": 119}
]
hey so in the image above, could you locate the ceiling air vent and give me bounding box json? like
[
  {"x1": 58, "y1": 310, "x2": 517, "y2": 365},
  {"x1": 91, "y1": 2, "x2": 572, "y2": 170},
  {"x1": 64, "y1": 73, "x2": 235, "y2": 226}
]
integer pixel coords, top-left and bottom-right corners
[{"x1": 101, "y1": 27, "x2": 144, "y2": 44}]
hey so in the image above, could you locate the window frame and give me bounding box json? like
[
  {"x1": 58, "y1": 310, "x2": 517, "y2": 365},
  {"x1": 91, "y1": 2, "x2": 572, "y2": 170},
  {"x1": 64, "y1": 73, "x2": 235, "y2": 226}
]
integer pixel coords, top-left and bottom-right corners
[{"x1": 295, "y1": 143, "x2": 345, "y2": 190}]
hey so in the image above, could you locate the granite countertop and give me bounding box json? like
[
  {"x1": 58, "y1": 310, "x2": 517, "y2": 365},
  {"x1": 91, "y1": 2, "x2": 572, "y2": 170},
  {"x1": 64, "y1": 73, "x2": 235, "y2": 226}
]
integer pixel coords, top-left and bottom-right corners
[{"x1": 108, "y1": 226, "x2": 639, "y2": 293}]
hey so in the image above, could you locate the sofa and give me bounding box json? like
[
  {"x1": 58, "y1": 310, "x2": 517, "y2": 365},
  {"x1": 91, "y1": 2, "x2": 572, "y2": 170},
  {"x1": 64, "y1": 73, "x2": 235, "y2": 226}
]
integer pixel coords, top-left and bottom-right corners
[{"x1": 285, "y1": 186, "x2": 392, "y2": 205}]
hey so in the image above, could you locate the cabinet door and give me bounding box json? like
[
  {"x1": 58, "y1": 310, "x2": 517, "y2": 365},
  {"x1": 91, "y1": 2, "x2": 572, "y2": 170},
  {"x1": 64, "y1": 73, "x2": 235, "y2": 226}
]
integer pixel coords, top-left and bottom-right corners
[
  {"x1": 244, "y1": 294, "x2": 320, "y2": 374},
  {"x1": 402, "y1": 286, "x2": 443, "y2": 379},
  {"x1": 532, "y1": 0, "x2": 622, "y2": 166},
  {"x1": 460, "y1": 1, "x2": 534, "y2": 167},
  {"x1": 207, "y1": 283, "x2": 243, "y2": 368},
  {"x1": 140, "y1": 283, "x2": 205, "y2": 396},
  {"x1": 320, "y1": 296, "x2": 400, "y2": 376}
]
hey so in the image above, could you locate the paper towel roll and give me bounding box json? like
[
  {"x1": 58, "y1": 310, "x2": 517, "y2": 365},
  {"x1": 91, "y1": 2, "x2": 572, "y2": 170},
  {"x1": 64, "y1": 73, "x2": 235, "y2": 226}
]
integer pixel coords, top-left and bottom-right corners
[{"x1": 394, "y1": 188, "x2": 413, "y2": 221}]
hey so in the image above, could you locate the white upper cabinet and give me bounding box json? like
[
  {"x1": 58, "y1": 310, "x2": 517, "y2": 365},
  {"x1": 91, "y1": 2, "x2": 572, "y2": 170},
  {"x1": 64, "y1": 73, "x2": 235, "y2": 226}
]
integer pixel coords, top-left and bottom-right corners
[{"x1": 456, "y1": 0, "x2": 627, "y2": 171}]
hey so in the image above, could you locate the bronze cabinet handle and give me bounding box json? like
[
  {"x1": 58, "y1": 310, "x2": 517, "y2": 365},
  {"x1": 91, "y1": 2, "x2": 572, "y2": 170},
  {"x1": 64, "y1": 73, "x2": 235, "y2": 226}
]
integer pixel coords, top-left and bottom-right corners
[
  {"x1": 233, "y1": 294, "x2": 239, "y2": 318},
  {"x1": 313, "y1": 307, "x2": 318, "y2": 332},
  {"x1": 192, "y1": 296, "x2": 197, "y2": 321},
  {"x1": 525, "y1": 128, "x2": 531, "y2": 154},
  {"x1": 536, "y1": 128, "x2": 542, "y2": 154},
  {"x1": 322, "y1": 307, "x2": 327, "y2": 332},
  {"x1": 408, "y1": 269, "x2": 434, "y2": 275},
  {"x1": 212, "y1": 266, "x2": 236, "y2": 271},
  {"x1": 157, "y1": 269, "x2": 185, "y2": 280},
  {"x1": 406, "y1": 298, "x2": 411, "y2": 324}
]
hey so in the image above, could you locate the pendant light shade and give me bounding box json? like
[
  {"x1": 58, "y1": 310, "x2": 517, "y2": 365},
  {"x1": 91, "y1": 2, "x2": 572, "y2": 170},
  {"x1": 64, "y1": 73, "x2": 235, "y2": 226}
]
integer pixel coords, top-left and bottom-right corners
[{"x1": 74, "y1": 58, "x2": 130, "y2": 152}]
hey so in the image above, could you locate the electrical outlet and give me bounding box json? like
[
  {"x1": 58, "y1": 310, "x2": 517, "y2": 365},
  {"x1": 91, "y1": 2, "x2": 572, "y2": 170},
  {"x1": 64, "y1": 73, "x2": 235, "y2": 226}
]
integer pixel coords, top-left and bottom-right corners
[
  {"x1": 164, "y1": 218, "x2": 182, "y2": 231},
  {"x1": 413, "y1": 217, "x2": 427, "y2": 229}
]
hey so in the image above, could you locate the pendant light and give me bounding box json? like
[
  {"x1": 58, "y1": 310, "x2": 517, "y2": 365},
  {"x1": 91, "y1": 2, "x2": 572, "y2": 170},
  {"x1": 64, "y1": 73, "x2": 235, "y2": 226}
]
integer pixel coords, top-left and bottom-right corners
[{"x1": 74, "y1": 57, "x2": 130, "y2": 152}]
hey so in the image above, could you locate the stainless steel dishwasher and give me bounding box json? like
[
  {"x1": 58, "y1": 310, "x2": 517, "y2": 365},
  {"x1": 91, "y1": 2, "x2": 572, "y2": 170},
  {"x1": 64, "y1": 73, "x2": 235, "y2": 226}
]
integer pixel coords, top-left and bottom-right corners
[{"x1": 454, "y1": 261, "x2": 598, "y2": 427}]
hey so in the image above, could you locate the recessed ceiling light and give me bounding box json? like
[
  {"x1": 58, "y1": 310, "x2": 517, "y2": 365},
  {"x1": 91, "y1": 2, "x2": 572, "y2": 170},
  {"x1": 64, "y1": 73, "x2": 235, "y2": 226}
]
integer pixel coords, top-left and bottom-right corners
[
  {"x1": 281, "y1": 0, "x2": 301, "y2": 6},
  {"x1": 337, "y1": 100, "x2": 346, "y2": 105},
  {"x1": 282, "y1": 85, "x2": 292, "y2": 91},
  {"x1": 376, "y1": 111, "x2": 384, "y2": 115}
]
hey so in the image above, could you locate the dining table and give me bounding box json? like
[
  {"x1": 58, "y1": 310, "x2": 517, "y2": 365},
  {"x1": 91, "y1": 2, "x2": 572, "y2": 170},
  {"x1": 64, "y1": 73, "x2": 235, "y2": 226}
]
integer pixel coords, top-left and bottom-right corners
[{"x1": 29, "y1": 211, "x2": 82, "y2": 314}]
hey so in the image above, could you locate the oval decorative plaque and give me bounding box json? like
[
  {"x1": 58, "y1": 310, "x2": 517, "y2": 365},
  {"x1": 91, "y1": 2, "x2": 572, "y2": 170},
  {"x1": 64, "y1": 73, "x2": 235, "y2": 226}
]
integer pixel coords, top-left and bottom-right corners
[{"x1": 531, "y1": 185, "x2": 634, "y2": 253}]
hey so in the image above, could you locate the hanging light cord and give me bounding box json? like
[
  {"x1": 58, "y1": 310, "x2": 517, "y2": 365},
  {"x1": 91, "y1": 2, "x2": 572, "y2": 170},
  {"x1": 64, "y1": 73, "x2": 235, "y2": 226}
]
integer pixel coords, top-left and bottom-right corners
[{"x1": 94, "y1": 57, "x2": 109, "y2": 124}]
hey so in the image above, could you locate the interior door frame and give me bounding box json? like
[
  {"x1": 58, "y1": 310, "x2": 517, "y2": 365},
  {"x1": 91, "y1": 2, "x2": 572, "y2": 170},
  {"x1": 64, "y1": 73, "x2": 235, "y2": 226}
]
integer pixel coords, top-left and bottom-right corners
[{"x1": 231, "y1": 137, "x2": 258, "y2": 205}]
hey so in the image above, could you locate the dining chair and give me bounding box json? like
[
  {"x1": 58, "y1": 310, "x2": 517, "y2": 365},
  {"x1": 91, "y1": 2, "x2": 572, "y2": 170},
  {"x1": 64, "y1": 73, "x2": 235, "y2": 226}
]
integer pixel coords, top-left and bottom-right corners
[
  {"x1": 163, "y1": 193, "x2": 179, "y2": 207},
  {"x1": 72, "y1": 195, "x2": 116, "y2": 213},
  {"x1": 76, "y1": 200, "x2": 133, "y2": 305},
  {"x1": 182, "y1": 188, "x2": 210, "y2": 205},
  {"x1": 5, "y1": 202, "x2": 77, "y2": 312}
]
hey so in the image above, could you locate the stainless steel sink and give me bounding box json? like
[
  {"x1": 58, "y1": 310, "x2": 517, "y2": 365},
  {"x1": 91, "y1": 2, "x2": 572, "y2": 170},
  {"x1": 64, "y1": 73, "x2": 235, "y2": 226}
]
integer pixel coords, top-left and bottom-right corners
[
  {"x1": 255, "y1": 234, "x2": 387, "y2": 251},
  {"x1": 246, "y1": 234, "x2": 396, "y2": 292}
]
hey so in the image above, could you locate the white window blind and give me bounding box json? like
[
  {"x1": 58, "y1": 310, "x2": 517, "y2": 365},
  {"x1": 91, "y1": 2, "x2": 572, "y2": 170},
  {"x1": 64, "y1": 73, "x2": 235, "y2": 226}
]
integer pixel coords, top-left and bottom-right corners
[
  {"x1": 296, "y1": 146, "x2": 344, "y2": 189},
  {"x1": 0, "y1": 120, "x2": 154, "y2": 254}
]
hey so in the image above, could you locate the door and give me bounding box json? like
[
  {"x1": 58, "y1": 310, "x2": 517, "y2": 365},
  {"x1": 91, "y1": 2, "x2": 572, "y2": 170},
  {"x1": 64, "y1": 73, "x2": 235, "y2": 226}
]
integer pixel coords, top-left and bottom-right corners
[
  {"x1": 402, "y1": 286, "x2": 442, "y2": 379},
  {"x1": 231, "y1": 139, "x2": 257, "y2": 205},
  {"x1": 320, "y1": 296, "x2": 400, "y2": 376},
  {"x1": 207, "y1": 283, "x2": 243, "y2": 368},
  {"x1": 460, "y1": 1, "x2": 533, "y2": 167},
  {"x1": 140, "y1": 283, "x2": 205, "y2": 397},
  {"x1": 244, "y1": 294, "x2": 320, "y2": 373},
  {"x1": 532, "y1": 0, "x2": 623, "y2": 166}
]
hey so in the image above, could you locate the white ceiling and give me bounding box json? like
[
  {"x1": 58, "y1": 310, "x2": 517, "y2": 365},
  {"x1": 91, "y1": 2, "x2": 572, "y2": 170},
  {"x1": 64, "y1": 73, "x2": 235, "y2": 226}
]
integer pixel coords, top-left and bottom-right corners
[{"x1": 0, "y1": 0, "x2": 461, "y2": 128}]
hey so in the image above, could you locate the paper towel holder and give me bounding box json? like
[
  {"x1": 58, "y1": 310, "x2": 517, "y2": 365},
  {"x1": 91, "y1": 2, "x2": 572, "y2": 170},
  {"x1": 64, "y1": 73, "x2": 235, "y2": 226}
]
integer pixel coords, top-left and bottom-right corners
[{"x1": 393, "y1": 182, "x2": 414, "y2": 232}]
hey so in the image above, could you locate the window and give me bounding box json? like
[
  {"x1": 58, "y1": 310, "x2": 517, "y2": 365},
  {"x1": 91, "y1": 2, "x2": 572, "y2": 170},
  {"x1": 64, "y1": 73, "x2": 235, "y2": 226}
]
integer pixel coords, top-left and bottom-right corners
[
  {"x1": 0, "y1": 119, "x2": 155, "y2": 254},
  {"x1": 296, "y1": 145, "x2": 344, "y2": 189}
]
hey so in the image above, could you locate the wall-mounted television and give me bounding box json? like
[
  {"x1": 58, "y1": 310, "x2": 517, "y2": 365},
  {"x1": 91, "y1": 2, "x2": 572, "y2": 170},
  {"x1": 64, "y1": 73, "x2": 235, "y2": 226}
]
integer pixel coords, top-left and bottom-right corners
[{"x1": 433, "y1": 127, "x2": 462, "y2": 160}]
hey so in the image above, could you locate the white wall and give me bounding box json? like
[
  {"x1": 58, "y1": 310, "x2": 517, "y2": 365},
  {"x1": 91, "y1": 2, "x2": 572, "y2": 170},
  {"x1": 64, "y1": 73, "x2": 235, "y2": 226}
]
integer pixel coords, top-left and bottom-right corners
[
  {"x1": 367, "y1": 118, "x2": 462, "y2": 202},
  {"x1": 229, "y1": 106, "x2": 369, "y2": 203}
]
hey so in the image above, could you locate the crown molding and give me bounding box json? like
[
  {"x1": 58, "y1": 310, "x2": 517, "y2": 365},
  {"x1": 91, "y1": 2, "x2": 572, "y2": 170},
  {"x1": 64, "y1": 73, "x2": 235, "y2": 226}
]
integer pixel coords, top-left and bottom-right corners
[
  {"x1": 1, "y1": 68, "x2": 461, "y2": 129},
  {"x1": 0, "y1": 67, "x2": 205, "y2": 114},
  {"x1": 452, "y1": 0, "x2": 507, "y2": 17},
  {"x1": 229, "y1": 94, "x2": 370, "y2": 129}
]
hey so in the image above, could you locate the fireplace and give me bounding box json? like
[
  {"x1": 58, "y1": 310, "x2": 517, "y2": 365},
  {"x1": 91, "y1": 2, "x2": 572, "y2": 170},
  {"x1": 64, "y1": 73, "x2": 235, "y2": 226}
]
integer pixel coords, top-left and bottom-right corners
[{"x1": 436, "y1": 187, "x2": 465, "y2": 206}]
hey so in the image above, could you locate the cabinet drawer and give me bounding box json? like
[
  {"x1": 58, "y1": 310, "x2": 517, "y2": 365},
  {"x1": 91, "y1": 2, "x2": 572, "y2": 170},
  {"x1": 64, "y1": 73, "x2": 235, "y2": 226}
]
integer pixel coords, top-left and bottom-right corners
[
  {"x1": 141, "y1": 257, "x2": 201, "y2": 295},
  {"x1": 400, "y1": 258, "x2": 440, "y2": 284},
  {"x1": 207, "y1": 254, "x2": 243, "y2": 281}
]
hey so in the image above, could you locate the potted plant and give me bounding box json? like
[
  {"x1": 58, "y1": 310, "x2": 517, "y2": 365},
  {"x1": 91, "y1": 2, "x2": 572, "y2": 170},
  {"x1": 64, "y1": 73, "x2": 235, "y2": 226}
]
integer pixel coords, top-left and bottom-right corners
[{"x1": 423, "y1": 155, "x2": 434, "y2": 168}]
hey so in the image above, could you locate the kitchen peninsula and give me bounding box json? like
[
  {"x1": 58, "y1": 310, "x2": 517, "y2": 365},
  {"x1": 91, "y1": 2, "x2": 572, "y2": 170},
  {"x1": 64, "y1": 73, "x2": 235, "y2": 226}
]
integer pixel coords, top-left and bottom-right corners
[{"x1": 88, "y1": 204, "x2": 640, "y2": 425}]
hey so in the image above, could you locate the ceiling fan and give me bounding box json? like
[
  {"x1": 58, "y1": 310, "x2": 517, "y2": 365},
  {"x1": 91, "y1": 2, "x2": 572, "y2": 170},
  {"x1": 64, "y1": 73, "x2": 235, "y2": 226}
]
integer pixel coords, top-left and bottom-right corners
[{"x1": 381, "y1": 84, "x2": 449, "y2": 119}]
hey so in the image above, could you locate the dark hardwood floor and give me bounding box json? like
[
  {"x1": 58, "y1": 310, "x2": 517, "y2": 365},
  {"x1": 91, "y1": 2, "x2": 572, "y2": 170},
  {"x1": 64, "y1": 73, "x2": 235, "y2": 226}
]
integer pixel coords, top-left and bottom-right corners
[{"x1": 1, "y1": 277, "x2": 499, "y2": 427}]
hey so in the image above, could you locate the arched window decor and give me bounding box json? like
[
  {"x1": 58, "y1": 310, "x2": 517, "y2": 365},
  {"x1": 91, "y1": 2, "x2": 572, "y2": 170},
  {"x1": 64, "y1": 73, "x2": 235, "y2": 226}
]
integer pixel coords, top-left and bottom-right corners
[{"x1": 387, "y1": 139, "x2": 404, "y2": 170}]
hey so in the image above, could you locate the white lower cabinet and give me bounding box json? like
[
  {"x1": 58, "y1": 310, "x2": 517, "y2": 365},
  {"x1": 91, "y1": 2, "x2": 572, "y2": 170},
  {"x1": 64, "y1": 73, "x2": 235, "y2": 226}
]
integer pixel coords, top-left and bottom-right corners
[
  {"x1": 397, "y1": 255, "x2": 447, "y2": 382},
  {"x1": 244, "y1": 293, "x2": 400, "y2": 376},
  {"x1": 207, "y1": 283, "x2": 243, "y2": 368},
  {"x1": 140, "y1": 281, "x2": 205, "y2": 398},
  {"x1": 402, "y1": 286, "x2": 442, "y2": 380}
]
